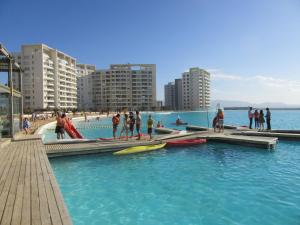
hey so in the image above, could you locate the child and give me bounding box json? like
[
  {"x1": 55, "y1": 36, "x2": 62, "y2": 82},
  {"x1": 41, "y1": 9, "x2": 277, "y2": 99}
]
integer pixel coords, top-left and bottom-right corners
[
  {"x1": 23, "y1": 118, "x2": 30, "y2": 135},
  {"x1": 147, "y1": 115, "x2": 154, "y2": 140}
]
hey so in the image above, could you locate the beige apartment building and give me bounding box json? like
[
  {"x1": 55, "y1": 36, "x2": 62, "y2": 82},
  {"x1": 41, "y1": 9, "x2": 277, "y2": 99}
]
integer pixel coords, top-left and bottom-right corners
[
  {"x1": 13, "y1": 44, "x2": 77, "y2": 111},
  {"x1": 76, "y1": 64, "x2": 96, "y2": 110},
  {"x1": 182, "y1": 67, "x2": 210, "y2": 110},
  {"x1": 79, "y1": 64, "x2": 156, "y2": 111},
  {"x1": 164, "y1": 67, "x2": 210, "y2": 111}
]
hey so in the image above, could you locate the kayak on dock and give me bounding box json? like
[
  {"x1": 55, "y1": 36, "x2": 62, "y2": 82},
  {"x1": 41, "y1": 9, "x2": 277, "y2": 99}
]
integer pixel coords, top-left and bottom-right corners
[
  {"x1": 166, "y1": 138, "x2": 206, "y2": 147},
  {"x1": 113, "y1": 143, "x2": 166, "y2": 155}
]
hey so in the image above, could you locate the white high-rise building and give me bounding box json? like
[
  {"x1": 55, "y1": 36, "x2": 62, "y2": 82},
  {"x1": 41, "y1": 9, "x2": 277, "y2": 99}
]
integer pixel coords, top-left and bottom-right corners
[
  {"x1": 182, "y1": 67, "x2": 210, "y2": 110},
  {"x1": 164, "y1": 67, "x2": 210, "y2": 111},
  {"x1": 78, "y1": 64, "x2": 156, "y2": 111},
  {"x1": 76, "y1": 64, "x2": 96, "y2": 110},
  {"x1": 13, "y1": 44, "x2": 77, "y2": 111}
]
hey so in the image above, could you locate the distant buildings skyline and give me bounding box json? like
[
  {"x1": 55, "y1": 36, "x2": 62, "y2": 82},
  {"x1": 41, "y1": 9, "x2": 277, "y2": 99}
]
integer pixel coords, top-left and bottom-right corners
[{"x1": 9, "y1": 43, "x2": 213, "y2": 112}]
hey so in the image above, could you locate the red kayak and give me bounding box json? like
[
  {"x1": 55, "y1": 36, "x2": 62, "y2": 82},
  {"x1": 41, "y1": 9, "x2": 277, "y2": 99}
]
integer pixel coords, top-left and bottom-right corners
[{"x1": 166, "y1": 138, "x2": 206, "y2": 147}]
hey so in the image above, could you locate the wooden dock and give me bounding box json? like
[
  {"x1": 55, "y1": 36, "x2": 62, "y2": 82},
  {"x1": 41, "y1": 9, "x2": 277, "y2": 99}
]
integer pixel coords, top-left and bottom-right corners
[{"x1": 0, "y1": 139, "x2": 72, "y2": 225}]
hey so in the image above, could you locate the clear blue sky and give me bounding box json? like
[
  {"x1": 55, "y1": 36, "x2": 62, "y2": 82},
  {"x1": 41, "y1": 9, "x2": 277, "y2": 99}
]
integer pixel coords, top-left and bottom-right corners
[{"x1": 1, "y1": 0, "x2": 300, "y2": 104}]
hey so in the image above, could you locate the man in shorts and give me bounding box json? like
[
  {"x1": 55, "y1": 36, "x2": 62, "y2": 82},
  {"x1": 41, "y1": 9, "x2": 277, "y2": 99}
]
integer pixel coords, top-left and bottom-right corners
[
  {"x1": 147, "y1": 114, "x2": 154, "y2": 140},
  {"x1": 112, "y1": 114, "x2": 120, "y2": 139}
]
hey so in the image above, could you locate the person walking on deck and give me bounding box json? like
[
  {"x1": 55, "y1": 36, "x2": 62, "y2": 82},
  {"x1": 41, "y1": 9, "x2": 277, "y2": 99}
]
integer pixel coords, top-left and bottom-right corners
[
  {"x1": 259, "y1": 110, "x2": 265, "y2": 131},
  {"x1": 266, "y1": 108, "x2": 271, "y2": 130},
  {"x1": 112, "y1": 114, "x2": 120, "y2": 139},
  {"x1": 248, "y1": 107, "x2": 253, "y2": 129},
  {"x1": 136, "y1": 111, "x2": 142, "y2": 140}
]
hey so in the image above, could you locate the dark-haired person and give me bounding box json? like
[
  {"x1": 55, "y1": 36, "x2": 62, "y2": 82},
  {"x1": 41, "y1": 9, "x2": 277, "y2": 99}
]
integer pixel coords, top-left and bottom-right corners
[
  {"x1": 265, "y1": 108, "x2": 271, "y2": 130},
  {"x1": 259, "y1": 110, "x2": 265, "y2": 131},
  {"x1": 136, "y1": 111, "x2": 142, "y2": 140},
  {"x1": 129, "y1": 112, "x2": 135, "y2": 137},
  {"x1": 254, "y1": 110, "x2": 259, "y2": 129},
  {"x1": 112, "y1": 113, "x2": 120, "y2": 139},
  {"x1": 55, "y1": 112, "x2": 65, "y2": 139},
  {"x1": 248, "y1": 107, "x2": 253, "y2": 129}
]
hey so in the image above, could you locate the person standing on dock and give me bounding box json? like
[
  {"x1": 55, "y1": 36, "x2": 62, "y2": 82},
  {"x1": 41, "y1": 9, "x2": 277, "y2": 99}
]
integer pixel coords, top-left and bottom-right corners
[
  {"x1": 136, "y1": 111, "x2": 142, "y2": 140},
  {"x1": 217, "y1": 109, "x2": 224, "y2": 133},
  {"x1": 248, "y1": 107, "x2": 253, "y2": 129},
  {"x1": 259, "y1": 110, "x2": 265, "y2": 131},
  {"x1": 112, "y1": 114, "x2": 120, "y2": 139},
  {"x1": 129, "y1": 112, "x2": 135, "y2": 137},
  {"x1": 55, "y1": 112, "x2": 65, "y2": 139},
  {"x1": 147, "y1": 114, "x2": 154, "y2": 140},
  {"x1": 266, "y1": 108, "x2": 271, "y2": 130},
  {"x1": 254, "y1": 110, "x2": 259, "y2": 129}
]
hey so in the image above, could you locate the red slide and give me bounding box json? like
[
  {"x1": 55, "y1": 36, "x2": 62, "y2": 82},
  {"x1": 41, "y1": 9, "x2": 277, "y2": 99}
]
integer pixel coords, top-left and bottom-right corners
[{"x1": 64, "y1": 119, "x2": 83, "y2": 139}]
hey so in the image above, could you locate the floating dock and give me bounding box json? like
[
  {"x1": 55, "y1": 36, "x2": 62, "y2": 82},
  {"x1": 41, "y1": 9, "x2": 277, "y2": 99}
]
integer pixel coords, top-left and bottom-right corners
[{"x1": 233, "y1": 131, "x2": 300, "y2": 141}]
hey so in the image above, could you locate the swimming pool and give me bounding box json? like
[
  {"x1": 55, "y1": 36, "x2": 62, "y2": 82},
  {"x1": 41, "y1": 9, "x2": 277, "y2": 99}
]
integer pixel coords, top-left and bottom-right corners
[
  {"x1": 42, "y1": 110, "x2": 300, "y2": 142},
  {"x1": 48, "y1": 110, "x2": 300, "y2": 225}
]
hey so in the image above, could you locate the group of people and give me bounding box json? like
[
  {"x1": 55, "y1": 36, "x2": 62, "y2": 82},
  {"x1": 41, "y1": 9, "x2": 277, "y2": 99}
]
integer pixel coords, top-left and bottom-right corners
[
  {"x1": 212, "y1": 108, "x2": 224, "y2": 133},
  {"x1": 112, "y1": 111, "x2": 160, "y2": 140},
  {"x1": 248, "y1": 107, "x2": 271, "y2": 130}
]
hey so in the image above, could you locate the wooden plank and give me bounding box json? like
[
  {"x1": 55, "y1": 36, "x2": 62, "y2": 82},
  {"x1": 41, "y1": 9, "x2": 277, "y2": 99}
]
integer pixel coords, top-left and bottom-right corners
[
  {"x1": 11, "y1": 143, "x2": 28, "y2": 225},
  {"x1": 0, "y1": 143, "x2": 19, "y2": 221},
  {"x1": 21, "y1": 142, "x2": 31, "y2": 225},
  {"x1": 35, "y1": 140, "x2": 52, "y2": 225},
  {"x1": 0, "y1": 144, "x2": 17, "y2": 195},
  {"x1": 30, "y1": 140, "x2": 42, "y2": 225},
  {"x1": 40, "y1": 145, "x2": 73, "y2": 225},
  {"x1": 38, "y1": 141, "x2": 63, "y2": 225},
  {"x1": 21, "y1": 141, "x2": 32, "y2": 225},
  {"x1": 1, "y1": 143, "x2": 25, "y2": 225}
]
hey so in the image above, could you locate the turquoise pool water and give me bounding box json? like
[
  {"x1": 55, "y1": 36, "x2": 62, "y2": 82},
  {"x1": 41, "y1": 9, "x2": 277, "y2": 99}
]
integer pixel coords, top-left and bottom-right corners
[
  {"x1": 43, "y1": 110, "x2": 300, "y2": 142},
  {"x1": 49, "y1": 110, "x2": 300, "y2": 225}
]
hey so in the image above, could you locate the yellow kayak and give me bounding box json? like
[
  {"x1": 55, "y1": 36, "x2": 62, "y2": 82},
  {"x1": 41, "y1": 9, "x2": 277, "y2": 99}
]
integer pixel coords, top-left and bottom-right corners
[{"x1": 113, "y1": 143, "x2": 166, "y2": 155}]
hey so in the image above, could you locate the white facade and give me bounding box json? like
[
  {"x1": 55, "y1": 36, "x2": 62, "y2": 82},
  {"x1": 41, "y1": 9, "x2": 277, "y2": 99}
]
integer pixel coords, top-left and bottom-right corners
[
  {"x1": 76, "y1": 64, "x2": 96, "y2": 110},
  {"x1": 79, "y1": 64, "x2": 156, "y2": 111},
  {"x1": 13, "y1": 44, "x2": 77, "y2": 111},
  {"x1": 182, "y1": 67, "x2": 210, "y2": 110}
]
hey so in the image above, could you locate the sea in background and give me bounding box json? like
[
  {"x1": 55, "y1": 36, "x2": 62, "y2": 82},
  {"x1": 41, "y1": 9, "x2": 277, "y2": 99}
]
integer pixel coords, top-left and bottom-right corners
[
  {"x1": 42, "y1": 110, "x2": 300, "y2": 142},
  {"x1": 49, "y1": 110, "x2": 300, "y2": 225}
]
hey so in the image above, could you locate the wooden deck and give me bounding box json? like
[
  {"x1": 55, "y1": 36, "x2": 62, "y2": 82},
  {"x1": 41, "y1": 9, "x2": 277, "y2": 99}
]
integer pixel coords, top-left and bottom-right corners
[{"x1": 0, "y1": 139, "x2": 72, "y2": 225}]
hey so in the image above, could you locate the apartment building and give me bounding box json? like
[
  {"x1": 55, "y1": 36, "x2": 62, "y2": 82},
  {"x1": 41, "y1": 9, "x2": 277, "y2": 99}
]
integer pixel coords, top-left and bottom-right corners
[
  {"x1": 76, "y1": 64, "x2": 96, "y2": 110},
  {"x1": 13, "y1": 44, "x2": 77, "y2": 111},
  {"x1": 164, "y1": 82, "x2": 175, "y2": 110},
  {"x1": 182, "y1": 67, "x2": 210, "y2": 110},
  {"x1": 79, "y1": 64, "x2": 156, "y2": 111},
  {"x1": 164, "y1": 67, "x2": 210, "y2": 111}
]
